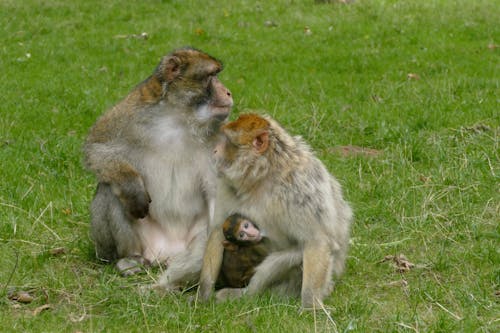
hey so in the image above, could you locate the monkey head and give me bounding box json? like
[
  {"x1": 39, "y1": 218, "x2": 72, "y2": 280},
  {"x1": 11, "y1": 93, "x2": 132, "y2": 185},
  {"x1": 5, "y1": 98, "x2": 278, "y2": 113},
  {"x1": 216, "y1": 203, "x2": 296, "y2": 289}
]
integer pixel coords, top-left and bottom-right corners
[
  {"x1": 222, "y1": 213, "x2": 262, "y2": 245},
  {"x1": 213, "y1": 114, "x2": 273, "y2": 182},
  {"x1": 154, "y1": 47, "x2": 233, "y2": 126}
]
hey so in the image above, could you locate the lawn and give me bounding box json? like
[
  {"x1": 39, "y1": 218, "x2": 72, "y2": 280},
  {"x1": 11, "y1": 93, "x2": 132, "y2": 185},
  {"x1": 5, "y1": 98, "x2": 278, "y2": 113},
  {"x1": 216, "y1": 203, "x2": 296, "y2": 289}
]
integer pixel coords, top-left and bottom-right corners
[{"x1": 0, "y1": 0, "x2": 498, "y2": 332}]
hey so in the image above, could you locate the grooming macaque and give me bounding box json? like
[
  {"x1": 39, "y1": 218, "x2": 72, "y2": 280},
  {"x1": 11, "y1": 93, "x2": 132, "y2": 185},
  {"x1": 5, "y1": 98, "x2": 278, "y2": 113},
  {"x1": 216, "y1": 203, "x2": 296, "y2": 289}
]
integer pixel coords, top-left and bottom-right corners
[
  {"x1": 216, "y1": 213, "x2": 268, "y2": 289},
  {"x1": 199, "y1": 113, "x2": 352, "y2": 309},
  {"x1": 84, "y1": 48, "x2": 232, "y2": 287}
]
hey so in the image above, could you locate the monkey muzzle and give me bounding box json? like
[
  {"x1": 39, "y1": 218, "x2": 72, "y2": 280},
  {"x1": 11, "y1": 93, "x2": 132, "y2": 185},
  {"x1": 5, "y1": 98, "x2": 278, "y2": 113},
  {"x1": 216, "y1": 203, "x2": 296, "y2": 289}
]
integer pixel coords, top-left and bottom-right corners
[{"x1": 211, "y1": 104, "x2": 232, "y2": 122}]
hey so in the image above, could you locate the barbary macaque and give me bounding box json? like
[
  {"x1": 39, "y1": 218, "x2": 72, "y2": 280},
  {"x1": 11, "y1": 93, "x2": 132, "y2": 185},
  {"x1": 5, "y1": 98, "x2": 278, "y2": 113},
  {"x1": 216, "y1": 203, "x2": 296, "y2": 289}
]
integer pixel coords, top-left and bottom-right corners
[
  {"x1": 84, "y1": 47, "x2": 233, "y2": 288},
  {"x1": 199, "y1": 113, "x2": 352, "y2": 309},
  {"x1": 216, "y1": 213, "x2": 268, "y2": 289}
]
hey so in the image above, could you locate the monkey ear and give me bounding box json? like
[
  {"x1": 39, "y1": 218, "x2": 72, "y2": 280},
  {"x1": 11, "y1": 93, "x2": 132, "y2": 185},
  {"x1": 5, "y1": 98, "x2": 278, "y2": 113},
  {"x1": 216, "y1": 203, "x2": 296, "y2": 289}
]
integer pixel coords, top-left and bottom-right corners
[
  {"x1": 158, "y1": 56, "x2": 182, "y2": 83},
  {"x1": 252, "y1": 131, "x2": 269, "y2": 154}
]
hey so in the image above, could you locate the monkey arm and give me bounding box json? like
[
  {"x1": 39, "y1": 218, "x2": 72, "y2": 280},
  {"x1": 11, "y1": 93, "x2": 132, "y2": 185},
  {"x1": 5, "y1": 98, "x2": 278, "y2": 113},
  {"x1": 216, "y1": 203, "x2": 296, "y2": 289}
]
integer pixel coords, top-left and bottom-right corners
[
  {"x1": 199, "y1": 182, "x2": 236, "y2": 298},
  {"x1": 85, "y1": 142, "x2": 150, "y2": 219},
  {"x1": 199, "y1": 228, "x2": 225, "y2": 300}
]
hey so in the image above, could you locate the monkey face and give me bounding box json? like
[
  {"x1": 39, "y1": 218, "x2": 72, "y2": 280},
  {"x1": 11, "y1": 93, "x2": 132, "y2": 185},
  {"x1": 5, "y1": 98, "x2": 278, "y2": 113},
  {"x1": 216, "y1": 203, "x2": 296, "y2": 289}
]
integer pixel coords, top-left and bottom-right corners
[
  {"x1": 206, "y1": 76, "x2": 233, "y2": 120},
  {"x1": 222, "y1": 214, "x2": 263, "y2": 245},
  {"x1": 236, "y1": 220, "x2": 262, "y2": 243},
  {"x1": 213, "y1": 134, "x2": 239, "y2": 173},
  {"x1": 157, "y1": 48, "x2": 232, "y2": 124},
  {"x1": 191, "y1": 75, "x2": 232, "y2": 124}
]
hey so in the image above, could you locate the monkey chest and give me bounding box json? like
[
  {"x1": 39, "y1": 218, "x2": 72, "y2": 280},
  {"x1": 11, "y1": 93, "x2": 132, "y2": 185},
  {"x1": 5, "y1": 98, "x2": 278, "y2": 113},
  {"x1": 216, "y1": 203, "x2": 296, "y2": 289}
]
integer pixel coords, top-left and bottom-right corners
[{"x1": 140, "y1": 150, "x2": 214, "y2": 221}]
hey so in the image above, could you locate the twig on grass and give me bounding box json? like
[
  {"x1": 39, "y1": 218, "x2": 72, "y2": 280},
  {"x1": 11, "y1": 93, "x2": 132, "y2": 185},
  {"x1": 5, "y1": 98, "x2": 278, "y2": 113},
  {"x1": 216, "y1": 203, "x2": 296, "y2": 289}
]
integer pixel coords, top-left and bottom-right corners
[
  {"x1": 396, "y1": 321, "x2": 419, "y2": 332},
  {"x1": 434, "y1": 301, "x2": 463, "y2": 321},
  {"x1": 424, "y1": 292, "x2": 463, "y2": 321},
  {"x1": 139, "y1": 291, "x2": 151, "y2": 333},
  {"x1": 29, "y1": 202, "x2": 61, "y2": 240},
  {"x1": 235, "y1": 303, "x2": 297, "y2": 317},
  {"x1": 0, "y1": 238, "x2": 43, "y2": 247},
  {"x1": 317, "y1": 301, "x2": 338, "y2": 332}
]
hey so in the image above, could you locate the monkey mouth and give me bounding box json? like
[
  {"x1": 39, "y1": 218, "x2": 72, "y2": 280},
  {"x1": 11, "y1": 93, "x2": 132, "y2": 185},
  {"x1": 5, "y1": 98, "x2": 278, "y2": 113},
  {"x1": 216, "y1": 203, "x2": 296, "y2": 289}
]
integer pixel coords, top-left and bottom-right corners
[
  {"x1": 212, "y1": 105, "x2": 231, "y2": 121},
  {"x1": 212, "y1": 103, "x2": 232, "y2": 110}
]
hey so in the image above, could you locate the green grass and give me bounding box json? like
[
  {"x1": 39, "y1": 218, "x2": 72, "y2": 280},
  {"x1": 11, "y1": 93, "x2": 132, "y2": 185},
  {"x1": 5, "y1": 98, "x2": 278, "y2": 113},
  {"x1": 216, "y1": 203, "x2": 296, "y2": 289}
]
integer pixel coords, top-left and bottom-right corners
[{"x1": 1, "y1": 0, "x2": 498, "y2": 331}]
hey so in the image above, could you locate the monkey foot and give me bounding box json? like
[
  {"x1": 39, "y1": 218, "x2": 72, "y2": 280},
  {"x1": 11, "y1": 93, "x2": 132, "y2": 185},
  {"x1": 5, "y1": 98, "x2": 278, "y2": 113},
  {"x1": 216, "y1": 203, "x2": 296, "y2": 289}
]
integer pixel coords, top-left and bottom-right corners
[
  {"x1": 215, "y1": 288, "x2": 246, "y2": 302},
  {"x1": 150, "y1": 282, "x2": 182, "y2": 297},
  {"x1": 116, "y1": 256, "x2": 150, "y2": 276}
]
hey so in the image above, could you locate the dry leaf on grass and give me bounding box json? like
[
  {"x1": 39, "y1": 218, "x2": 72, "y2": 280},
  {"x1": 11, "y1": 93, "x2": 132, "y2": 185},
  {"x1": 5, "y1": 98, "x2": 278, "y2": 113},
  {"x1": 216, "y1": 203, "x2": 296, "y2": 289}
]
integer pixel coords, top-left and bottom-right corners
[
  {"x1": 379, "y1": 254, "x2": 415, "y2": 273},
  {"x1": 407, "y1": 73, "x2": 420, "y2": 80},
  {"x1": 8, "y1": 290, "x2": 34, "y2": 304},
  {"x1": 462, "y1": 123, "x2": 491, "y2": 134},
  {"x1": 48, "y1": 247, "x2": 67, "y2": 256},
  {"x1": 264, "y1": 20, "x2": 278, "y2": 27},
  {"x1": 194, "y1": 28, "x2": 205, "y2": 36}
]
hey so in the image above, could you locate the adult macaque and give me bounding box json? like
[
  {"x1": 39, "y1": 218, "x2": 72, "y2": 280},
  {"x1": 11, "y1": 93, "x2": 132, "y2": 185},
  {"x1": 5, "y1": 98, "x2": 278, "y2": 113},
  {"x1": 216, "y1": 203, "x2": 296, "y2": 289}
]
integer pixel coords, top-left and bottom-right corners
[
  {"x1": 84, "y1": 47, "x2": 232, "y2": 288},
  {"x1": 199, "y1": 113, "x2": 352, "y2": 309},
  {"x1": 216, "y1": 213, "x2": 268, "y2": 289}
]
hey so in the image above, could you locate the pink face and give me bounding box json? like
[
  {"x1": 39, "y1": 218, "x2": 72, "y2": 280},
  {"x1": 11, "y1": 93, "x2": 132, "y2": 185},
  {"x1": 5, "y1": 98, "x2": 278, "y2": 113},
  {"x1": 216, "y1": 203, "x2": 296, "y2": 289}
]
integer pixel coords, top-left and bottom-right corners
[{"x1": 237, "y1": 220, "x2": 262, "y2": 243}]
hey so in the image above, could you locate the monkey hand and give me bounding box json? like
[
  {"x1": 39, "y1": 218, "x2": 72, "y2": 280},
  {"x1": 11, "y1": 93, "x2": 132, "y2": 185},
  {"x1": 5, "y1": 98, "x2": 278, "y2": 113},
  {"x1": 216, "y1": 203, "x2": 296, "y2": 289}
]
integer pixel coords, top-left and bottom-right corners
[
  {"x1": 124, "y1": 188, "x2": 151, "y2": 219},
  {"x1": 114, "y1": 178, "x2": 152, "y2": 219}
]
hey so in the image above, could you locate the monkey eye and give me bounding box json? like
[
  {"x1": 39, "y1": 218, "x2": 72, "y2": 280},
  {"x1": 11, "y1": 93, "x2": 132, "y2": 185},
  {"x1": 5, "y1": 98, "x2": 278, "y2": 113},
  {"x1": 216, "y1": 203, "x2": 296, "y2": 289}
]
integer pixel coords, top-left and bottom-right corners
[{"x1": 243, "y1": 223, "x2": 249, "y2": 229}]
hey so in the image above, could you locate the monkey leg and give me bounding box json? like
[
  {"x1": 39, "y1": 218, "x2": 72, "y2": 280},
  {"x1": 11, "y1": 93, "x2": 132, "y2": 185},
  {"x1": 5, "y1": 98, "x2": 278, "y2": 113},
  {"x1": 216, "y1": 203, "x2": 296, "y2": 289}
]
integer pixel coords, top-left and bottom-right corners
[
  {"x1": 268, "y1": 266, "x2": 302, "y2": 299},
  {"x1": 116, "y1": 255, "x2": 151, "y2": 276},
  {"x1": 301, "y1": 241, "x2": 334, "y2": 310},
  {"x1": 90, "y1": 183, "x2": 144, "y2": 275},
  {"x1": 154, "y1": 229, "x2": 209, "y2": 291},
  {"x1": 246, "y1": 249, "x2": 303, "y2": 296}
]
